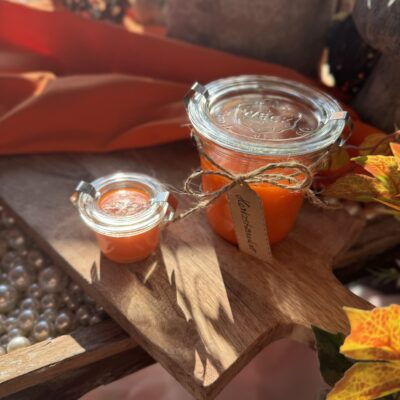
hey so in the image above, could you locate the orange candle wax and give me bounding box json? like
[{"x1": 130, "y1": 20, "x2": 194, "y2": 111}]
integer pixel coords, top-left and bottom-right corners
[
  {"x1": 96, "y1": 188, "x2": 160, "y2": 263},
  {"x1": 201, "y1": 156, "x2": 304, "y2": 245}
]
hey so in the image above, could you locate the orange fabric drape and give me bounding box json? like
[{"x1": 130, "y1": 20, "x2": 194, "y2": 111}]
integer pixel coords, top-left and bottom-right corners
[{"x1": 0, "y1": 1, "x2": 382, "y2": 155}]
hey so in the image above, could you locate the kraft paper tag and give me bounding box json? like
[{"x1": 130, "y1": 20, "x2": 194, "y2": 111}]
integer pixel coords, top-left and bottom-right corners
[{"x1": 227, "y1": 183, "x2": 273, "y2": 262}]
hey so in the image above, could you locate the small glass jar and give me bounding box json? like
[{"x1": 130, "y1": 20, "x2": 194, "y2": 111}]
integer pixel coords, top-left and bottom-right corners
[
  {"x1": 72, "y1": 172, "x2": 176, "y2": 263},
  {"x1": 186, "y1": 75, "x2": 348, "y2": 245}
]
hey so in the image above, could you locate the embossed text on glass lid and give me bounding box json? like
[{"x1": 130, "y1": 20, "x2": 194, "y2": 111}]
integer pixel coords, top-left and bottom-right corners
[{"x1": 187, "y1": 75, "x2": 345, "y2": 156}]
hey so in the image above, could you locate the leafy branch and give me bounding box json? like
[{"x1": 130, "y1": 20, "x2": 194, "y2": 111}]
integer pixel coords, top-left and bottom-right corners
[
  {"x1": 313, "y1": 305, "x2": 400, "y2": 400},
  {"x1": 323, "y1": 140, "x2": 400, "y2": 214}
]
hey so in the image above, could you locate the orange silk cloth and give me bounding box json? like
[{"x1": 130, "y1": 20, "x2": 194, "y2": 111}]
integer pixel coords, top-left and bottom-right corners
[{"x1": 0, "y1": 1, "x2": 379, "y2": 155}]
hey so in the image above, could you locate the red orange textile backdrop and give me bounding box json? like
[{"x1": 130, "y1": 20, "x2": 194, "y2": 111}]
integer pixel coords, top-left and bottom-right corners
[{"x1": 0, "y1": 1, "x2": 382, "y2": 155}]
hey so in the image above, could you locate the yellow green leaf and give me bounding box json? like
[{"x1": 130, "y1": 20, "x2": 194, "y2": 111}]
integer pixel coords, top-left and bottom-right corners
[
  {"x1": 325, "y1": 300, "x2": 400, "y2": 400},
  {"x1": 323, "y1": 174, "x2": 389, "y2": 202},
  {"x1": 390, "y1": 142, "x2": 400, "y2": 167},
  {"x1": 353, "y1": 155, "x2": 400, "y2": 195},
  {"x1": 341, "y1": 305, "x2": 400, "y2": 362},
  {"x1": 327, "y1": 361, "x2": 400, "y2": 400},
  {"x1": 325, "y1": 145, "x2": 351, "y2": 171},
  {"x1": 376, "y1": 198, "x2": 400, "y2": 212},
  {"x1": 359, "y1": 133, "x2": 392, "y2": 156},
  {"x1": 322, "y1": 132, "x2": 400, "y2": 211}
]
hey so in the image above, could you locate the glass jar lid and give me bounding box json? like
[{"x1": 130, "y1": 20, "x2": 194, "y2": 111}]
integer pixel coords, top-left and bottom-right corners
[
  {"x1": 71, "y1": 172, "x2": 175, "y2": 237},
  {"x1": 186, "y1": 75, "x2": 347, "y2": 156}
]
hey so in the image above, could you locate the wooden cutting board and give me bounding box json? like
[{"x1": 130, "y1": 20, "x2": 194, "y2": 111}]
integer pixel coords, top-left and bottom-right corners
[{"x1": 0, "y1": 141, "x2": 371, "y2": 400}]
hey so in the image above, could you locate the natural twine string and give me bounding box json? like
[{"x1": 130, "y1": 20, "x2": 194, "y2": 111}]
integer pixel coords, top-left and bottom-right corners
[{"x1": 172, "y1": 132, "x2": 337, "y2": 222}]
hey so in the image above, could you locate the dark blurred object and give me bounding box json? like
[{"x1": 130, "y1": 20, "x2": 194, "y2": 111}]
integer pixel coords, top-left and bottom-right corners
[
  {"x1": 336, "y1": 243, "x2": 400, "y2": 296},
  {"x1": 327, "y1": 15, "x2": 380, "y2": 96},
  {"x1": 351, "y1": 0, "x2": 400, "y2": 132},
  {"x1": 369, "y1": 261, "x2": 400, "y2": 295},
  {"x1": 62, "y1": 0, "x2": 129, "y2": 23},
  {"x1": 131, "y1": 0, "x2": 165, "y2": 25},
  {"x1": 166, "y1": 0, "x2": 336, "y2": 77},
  {"x1": 337, "y1": 249, "x2": 399, "y2": 308},
  {"x1": 335, "y1": 0, "x2": 355, "y2": 15}
]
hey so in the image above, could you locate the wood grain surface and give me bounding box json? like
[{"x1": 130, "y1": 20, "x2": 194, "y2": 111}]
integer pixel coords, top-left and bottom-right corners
[
  {"x1": 3, "y1": 346, "x2": 153, "y2": 400},
  {"x1": 0, "y1": 141, "x2": 373, "y2": 400},
  {"x1": 0, "y1": 320, "x2": 152, "y2": 399},
  {"x1": 0, "y1": 320, "x2": 153, "y2": 399}
]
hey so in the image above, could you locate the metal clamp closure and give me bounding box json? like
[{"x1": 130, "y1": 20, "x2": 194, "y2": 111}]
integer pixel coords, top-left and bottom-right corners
[
  {"x1": 151, "y1": 191, "x2": 178, "y2": 223},
  {"x1": 329, "y1": 111, "x2": 353, "y2": 147},
  {"x1": 70, "y1": 181, "x2": 99, "y2": 206},
  {"x1": 183, "y1": 82, "x2": 209, "y2": 111}
]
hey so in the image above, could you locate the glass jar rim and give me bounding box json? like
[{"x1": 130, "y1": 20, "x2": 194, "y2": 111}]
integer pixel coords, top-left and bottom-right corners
[
  {"x1": 75, "y1": 172, "x2": 170, "y2": 237},
  {"x1": 186, "y1": 75, "x2": 346, "y2": 157}
]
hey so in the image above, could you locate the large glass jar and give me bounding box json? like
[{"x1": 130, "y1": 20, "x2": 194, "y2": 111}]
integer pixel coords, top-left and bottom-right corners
[{"x1": 186, "y1": 75, "x2": 347, "y2": 245}]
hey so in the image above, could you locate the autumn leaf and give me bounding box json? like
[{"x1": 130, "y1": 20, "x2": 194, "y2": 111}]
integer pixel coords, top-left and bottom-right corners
[
  {"x1": 322, "y1": 145, "x2": 351, "y2": 171},
  {"x1": 348, "y1": 120, "x2": 387, "y2": 147},
  {"x1": 323, "y1": 141, "x2": 400, "y2": 212},
  {"x1": 341, "y1": 305, "x2": 400, "y2": 362},
  {"x1": 375, "y1": 198, "x2": 400, "y2": 212},
  {"x1": 327, "y1": 305, "x2": 400, "y2": 400},
  {"x1": 323, "y1": 173, "x2": 389, "y2": 202},
  {"x1": 390, "y1": 142, "x2": 400, "y2": 168},
  {"x1": 327, "y1": 361, "x2": 400, "y2": 400},
  {"x1": 353, "y1": 156, "x2": 400, "y2": 195},
  {"x1": 315, "y1": 132, "x2": 399, "y2": 189},
  {"x1": 358, "y1": 133, "x2": 395, "y2": 156}
]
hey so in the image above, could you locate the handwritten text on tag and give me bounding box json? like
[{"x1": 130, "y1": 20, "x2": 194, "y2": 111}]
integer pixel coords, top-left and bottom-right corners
[{"x1": 227, "y1": 183, "x2": 272, "y2": 262}]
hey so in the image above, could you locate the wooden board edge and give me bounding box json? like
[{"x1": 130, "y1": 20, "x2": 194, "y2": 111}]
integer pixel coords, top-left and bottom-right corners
[
  {"x1": 3, "y1": 341, "x2": 154, "y2": 400},
  {"x1": 0, "y1": 320, "x2": 141, "y2": 397}
]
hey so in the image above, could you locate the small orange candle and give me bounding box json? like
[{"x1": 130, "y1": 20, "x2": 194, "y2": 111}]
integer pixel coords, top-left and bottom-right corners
[
  {"x1": 186, "y1": 76, "x2": 347, "y2": 246},
  {"x1": 95, "y1": 188, "x2": 160, "y2": 263},
  {"x1": 72, "y1": 172, "x2": 175, "y2": 263}
]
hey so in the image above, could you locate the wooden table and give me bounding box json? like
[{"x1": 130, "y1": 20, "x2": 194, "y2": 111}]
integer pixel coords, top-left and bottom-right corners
[{"x1": 0, "y1": 141, "x2": 399, "y2": 399}]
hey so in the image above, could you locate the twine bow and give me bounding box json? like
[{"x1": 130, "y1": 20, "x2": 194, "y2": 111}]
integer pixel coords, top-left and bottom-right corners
[{"x1": 173, "y1": 133, "x2": 333, "y2": 222}]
